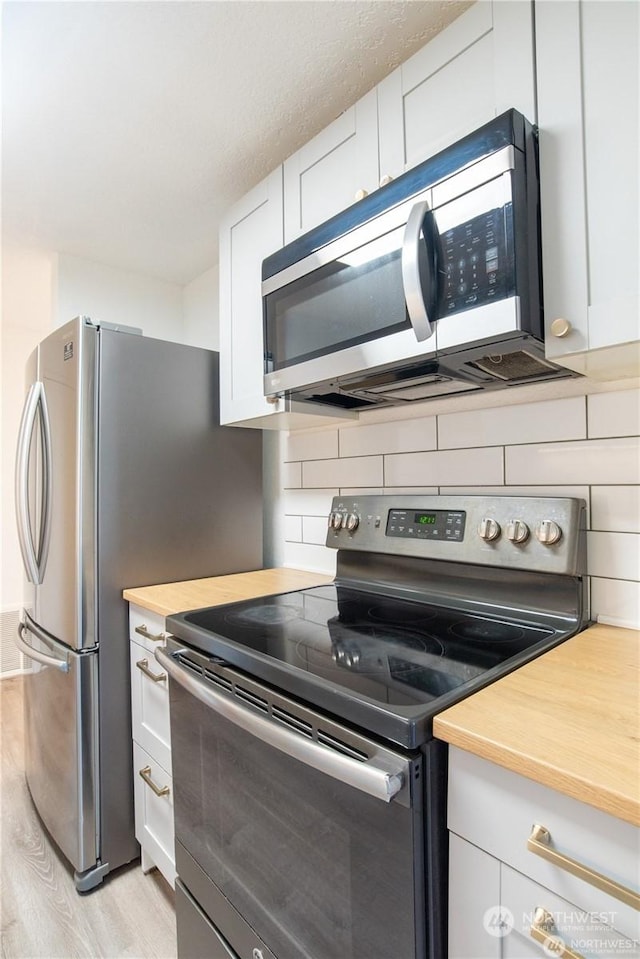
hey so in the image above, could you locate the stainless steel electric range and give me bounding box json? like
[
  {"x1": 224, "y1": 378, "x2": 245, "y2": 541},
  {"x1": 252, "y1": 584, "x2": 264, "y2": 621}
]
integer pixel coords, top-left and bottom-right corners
[{"x1": 158, "y1": 495, "x2": 588, "y2": 959}]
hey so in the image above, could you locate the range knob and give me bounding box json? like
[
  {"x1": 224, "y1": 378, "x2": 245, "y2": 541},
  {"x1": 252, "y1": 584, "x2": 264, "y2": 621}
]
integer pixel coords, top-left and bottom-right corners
[
  {"x1": 478, "y1": 518, "x2": 501, "y2": 542},
  {"x1": 536, "y1": 520, "x2": 562, "y2": 545},
  {"x1": 345, "y1": 512, "x2": 360, "y2": 532},
  {"x1": 506, "y1": 519, "x2": 530, "y2": 544},
  {"x1": 329, "y1": 511, "x2": 344, "y2": 530}
]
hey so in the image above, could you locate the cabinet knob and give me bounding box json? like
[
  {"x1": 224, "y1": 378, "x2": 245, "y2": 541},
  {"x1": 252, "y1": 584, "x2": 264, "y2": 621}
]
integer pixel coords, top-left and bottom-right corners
[
  {"x1": 550, "y1": 317, "x2": 572, "y2": 338},
  {"x1": 379, "y1": 174, "x2": 394, "y2": 187},
  {"x1": 354, "y1": 188, "x2": 368, "y2": 201}
]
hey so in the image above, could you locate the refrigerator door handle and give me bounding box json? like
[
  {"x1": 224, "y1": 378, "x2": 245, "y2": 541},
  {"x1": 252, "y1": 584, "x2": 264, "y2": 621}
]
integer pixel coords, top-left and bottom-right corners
[
  {"x1": 16, "y1": 621, "x2": 70, "y2": 673},
  {"x1": 37, "y1": 382, "x2": 53, "y2": 581},
  {"x1": 15, "y1": 382, "x2": 42, "y2": 584}
]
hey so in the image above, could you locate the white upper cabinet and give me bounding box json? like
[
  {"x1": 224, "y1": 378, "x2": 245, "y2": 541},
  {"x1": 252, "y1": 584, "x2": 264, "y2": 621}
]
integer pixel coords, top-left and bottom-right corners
[
  {"x1": 219, "y1": 168, "x2": 283, "y2": 426},
  {"x1": 537, "y1": 0, "x2": 639, "y2": 378},
  {"x1": 219, "y1": 169, "x2": 359, "y2": 427},
  {"x1": 377, "y1": 1, "x2": 536, "y2": 178},
  {"x1": 283, "y1": 89, "x2": 379, "y2": 244}
]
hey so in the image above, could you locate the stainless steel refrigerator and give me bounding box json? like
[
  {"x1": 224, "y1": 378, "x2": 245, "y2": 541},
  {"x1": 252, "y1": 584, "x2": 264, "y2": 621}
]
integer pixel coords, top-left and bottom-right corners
[{"x1": 14, "y1": 316, "x2": 263, "y2": 892}]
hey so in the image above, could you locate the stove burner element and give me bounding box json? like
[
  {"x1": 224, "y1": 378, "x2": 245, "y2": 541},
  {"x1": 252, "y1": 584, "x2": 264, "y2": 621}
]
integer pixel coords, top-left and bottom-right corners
[
  {"x1": 449, "y1": 619, "x2": 525, "y2": 643},
  {"x1": 227, "y1": 605, "x2": 303, "y2": 627}
]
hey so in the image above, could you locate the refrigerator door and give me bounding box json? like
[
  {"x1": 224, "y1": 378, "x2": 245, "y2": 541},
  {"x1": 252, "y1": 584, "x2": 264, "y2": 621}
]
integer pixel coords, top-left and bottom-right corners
[
  {"x1": 36, "y1": 319, "x2": 98, "y2": 650},
  {"x1": 20, "y1": 613, "x2": 99, "y2": 878}
]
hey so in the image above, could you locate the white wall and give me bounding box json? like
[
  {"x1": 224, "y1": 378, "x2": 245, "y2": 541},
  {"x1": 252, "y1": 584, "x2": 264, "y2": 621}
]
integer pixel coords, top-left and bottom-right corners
[
  {"x1": 279, "y1": 379, "x2": 640, "y2": 630},
  {"x1": 56, "y1": 253, "x2": 184, "y2": 341},
  {"x1": 183, "y1": 264, "x2": 219, "y2": 350}
]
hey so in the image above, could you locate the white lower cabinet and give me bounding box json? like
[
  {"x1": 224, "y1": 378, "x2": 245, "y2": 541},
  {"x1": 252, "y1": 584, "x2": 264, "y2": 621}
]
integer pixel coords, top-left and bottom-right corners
[
  {"x1": 447, "y1": 747, "x2": 639, "y2": 958},
  {"x1": 129, "y1": 604, "x2": 175, "y2": 887}
]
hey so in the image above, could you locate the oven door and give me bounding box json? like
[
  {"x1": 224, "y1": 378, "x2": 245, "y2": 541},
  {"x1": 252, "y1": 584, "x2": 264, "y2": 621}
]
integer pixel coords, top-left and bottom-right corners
[{"x1": 158, "y1": 643, "x2": 426, "y2": 959}]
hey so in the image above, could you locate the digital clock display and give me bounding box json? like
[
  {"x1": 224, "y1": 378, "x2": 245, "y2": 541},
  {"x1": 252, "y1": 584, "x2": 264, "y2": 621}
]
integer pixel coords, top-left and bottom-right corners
[{"x1": 415, "y1": 513, "x2": 436, "y2": 525}]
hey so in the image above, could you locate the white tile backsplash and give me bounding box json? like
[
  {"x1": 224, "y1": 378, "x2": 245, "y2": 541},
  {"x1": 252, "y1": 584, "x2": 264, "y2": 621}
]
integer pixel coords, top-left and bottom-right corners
[
  {"x1": 339, "y1": 416, "x2": 437, "y2": 456},
  {"x1": 591, "y1": 487, "x2": 640, "y2": 534},
  {"x1": 588, "y1": 390, "x2": 640, "y2": 438},
  {"x1": 302, "y1": 516, "x2": 330, "y2": 545},
  {"x1": 282, "y1": 461, "x2": 302, "y2": 489},
  {"x1": 279, "y1": 385, "x2": 640, "y2": 628},
  {"x1": 438, "y1": 397, "x2": 586, "y2": 450},
  {"x1": 591, "y1": 577, "x2": 640, "y2": 629},
  {"x1": 283, "y1": 515, "x2": 303, "y2": 543},
  {"x1": 282, "y1": 488, "x2": 337, "y2": 516},
  {"x1": 285, "y1": 428, "x2": 338, "y2": 462},
  {"x1": 587, "y1": 532, "x2": 640, "y2": 581},
  {"x1": 385, "y1": 447, "x2": 503, "y2": 487},
  {"x1": 302, "y1": 456, "x2": 383, "y2": 489},
  {"x1": 505, "y1": 437, "x2": 640, "y2": 486}
]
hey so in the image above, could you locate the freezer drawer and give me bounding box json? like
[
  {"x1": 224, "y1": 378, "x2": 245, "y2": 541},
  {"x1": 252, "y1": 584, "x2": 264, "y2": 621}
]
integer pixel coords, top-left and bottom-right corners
[{"x1": 20, "y1": 615, "x2": 99, "y2": 877}]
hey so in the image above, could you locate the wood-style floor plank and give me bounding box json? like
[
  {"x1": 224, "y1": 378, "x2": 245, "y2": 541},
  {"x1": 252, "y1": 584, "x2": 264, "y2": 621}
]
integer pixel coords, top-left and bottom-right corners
[{"x1": 1, "y1": 676, "x2": 177, "y2": 959}]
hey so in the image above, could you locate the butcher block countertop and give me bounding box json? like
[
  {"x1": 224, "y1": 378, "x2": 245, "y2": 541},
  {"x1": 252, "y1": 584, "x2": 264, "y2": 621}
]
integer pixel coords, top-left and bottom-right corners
[
  {"x1": 123, "y1": 567, "x2": 333, "y2": 618},
  {"x1": 433, "y1": 623, "x2": 640, "y2": 826}
]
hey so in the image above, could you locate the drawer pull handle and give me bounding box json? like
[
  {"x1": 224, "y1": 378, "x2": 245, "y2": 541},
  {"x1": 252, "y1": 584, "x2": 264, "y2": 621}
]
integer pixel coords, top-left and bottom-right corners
[
  {"x1": 530, "y1": 906, "x2": 584, "y2": 959},
  {"x1": 528, "y1": 823, "x2": 640, "y2": 910},
  {"x1": 135, "y1": 658, "x2": 166, "y2": 683},
  {"x1": 135, "y1": 624, "x2": 167, "y2": 642},
  {"x1": 139, "y1": 766, "x2": 170, "y2": 797}
]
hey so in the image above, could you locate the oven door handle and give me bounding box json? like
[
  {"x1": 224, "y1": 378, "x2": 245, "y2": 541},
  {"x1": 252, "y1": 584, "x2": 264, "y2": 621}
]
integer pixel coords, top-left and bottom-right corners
[{"x1": 156, "y1": 647, "x2": 409, "y2": 804}]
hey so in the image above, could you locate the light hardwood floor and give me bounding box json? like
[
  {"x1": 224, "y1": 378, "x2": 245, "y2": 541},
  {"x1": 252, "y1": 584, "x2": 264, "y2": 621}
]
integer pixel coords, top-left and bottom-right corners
[{"x1": 1, "y1": 676, "x2": 177, "y2": 959}]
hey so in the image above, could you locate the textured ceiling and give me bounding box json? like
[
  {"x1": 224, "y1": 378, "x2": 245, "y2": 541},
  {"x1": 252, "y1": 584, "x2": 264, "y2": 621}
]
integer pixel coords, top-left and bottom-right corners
[{"x1": 2, "y1": 1, "x2": 471, "y2": 284}]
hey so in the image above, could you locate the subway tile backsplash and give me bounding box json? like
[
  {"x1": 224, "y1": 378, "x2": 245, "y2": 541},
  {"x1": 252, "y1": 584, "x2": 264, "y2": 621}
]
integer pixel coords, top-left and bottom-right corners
[{"x1": 280, "y1": 386, "x2": 640, "y2": 629}]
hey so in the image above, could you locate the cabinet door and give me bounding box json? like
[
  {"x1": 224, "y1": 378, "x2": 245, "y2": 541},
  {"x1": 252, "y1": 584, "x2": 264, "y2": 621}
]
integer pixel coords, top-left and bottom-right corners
[
  {"x1": 448, "y1": 834, "x2": 501, "y2": 959},
  {"x1": 378, "y1": 1, "x2": 536, "y2": 179},
  {"x1": 537, "y1": 0, "x2": 640, "y2": 376},
  {"x1": 283, "y1": 88, "x2": 378, "y2": 243},
  {"x1": 219, "y1": 168, "x2": 284, "y2": 425}
]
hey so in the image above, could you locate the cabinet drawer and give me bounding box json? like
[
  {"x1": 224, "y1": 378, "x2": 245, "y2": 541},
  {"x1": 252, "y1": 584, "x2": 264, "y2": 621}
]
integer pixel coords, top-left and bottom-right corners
[
  {"x1": 133, "y1": 741, "x2": 175, "y2": 888},
  {"x1": 129, "y1": 604, "x2": 169, "y2": 655},
  {"x1": 130, "y1": 638, "x2": 171, "y2": 772},
  {"x1": 448, "y1": 748, "x2": 639, "y2": 943},
  {"x1": 501, "y1": 864, "x2": 637, "y2": 959}
]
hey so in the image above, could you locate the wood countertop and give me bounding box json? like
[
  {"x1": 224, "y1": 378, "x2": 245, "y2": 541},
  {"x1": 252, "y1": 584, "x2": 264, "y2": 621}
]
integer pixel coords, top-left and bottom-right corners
[
  {"x1": 123, "y1": 567, "x2": 333, "y2": 617},
  {"x1": 433, "y1": 623, "x2": 640, "y2": 826}
]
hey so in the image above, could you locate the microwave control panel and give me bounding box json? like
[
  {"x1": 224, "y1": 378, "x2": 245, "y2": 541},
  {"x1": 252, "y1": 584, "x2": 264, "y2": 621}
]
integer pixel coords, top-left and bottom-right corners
[{"x1": 437, "y1": 205, "x2": 512, "y2": 316}]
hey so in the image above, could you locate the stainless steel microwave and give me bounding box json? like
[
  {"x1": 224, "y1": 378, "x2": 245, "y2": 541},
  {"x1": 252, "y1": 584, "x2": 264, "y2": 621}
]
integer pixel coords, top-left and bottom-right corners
[{"x1": 262, "y1": 110, "x2": 573, "y2": 410}]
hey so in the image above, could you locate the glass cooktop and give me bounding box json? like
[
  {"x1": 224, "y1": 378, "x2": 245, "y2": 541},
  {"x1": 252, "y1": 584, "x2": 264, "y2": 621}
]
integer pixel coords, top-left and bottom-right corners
[{"x1": 168, "y1": 585, "x2": 564, "y2": 747}]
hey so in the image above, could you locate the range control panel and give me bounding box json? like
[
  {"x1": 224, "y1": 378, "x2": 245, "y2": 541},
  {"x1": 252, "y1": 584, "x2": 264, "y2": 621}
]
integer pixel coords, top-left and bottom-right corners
[
  {"x1": 326, "y1": 495, "x2": 587, "y2": 577},
  {"x1": 386, "y1": 508, "x2": 466, "y2": 542}
]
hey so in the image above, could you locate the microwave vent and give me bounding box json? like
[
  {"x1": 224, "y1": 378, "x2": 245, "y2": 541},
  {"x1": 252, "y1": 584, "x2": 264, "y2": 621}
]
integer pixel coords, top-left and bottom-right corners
[{"x1": 471, "y1": 351, "x2": 559, "y2": 382}]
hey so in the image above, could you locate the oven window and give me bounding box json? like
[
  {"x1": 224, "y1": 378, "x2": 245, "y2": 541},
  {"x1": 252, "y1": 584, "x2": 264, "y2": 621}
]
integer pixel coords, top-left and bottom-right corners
[
  {"x1": 170, "y1": 676, "x2": 424, "y2": 959},
  {"x1": 264, "y1": 226, "x2": 412, "y2": 371}
]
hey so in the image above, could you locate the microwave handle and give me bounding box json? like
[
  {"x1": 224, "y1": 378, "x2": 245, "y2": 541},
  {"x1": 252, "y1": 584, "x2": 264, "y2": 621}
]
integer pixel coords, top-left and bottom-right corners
[{"x1": 401, "y1": 200, "x2": 436, "y2": 343}]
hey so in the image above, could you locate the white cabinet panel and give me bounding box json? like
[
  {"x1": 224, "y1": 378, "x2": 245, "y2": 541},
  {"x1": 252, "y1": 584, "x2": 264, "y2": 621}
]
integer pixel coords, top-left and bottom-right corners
[
  {"x1": 448, "y1": 748, "x2": 640, "y2": 944},
  {"x1": 129, "y1": 603, "x2": 175, "y2": 887},
  {"x1": 130, "y1": 639, "x2": 171, "y2": 773},
  {"x1": 219, "y1": 167, "x2": 283, "y2": 426},
  {"x1": 283, "y1": 89, "x2": 378, "y2": 243},
  {"x1": 133, "y1": 742, "x2": 175, "y2": 888},
  {"x1": 537, "y1": 0, "x2": 639, "y2": 376},
  {"x1": 448, "y1": 834, "x2": 501, "y2": 959},
  {"x1": 379, "y1": 2, "x2": 535, "y2": 176}
]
